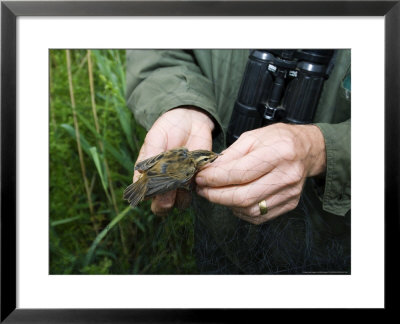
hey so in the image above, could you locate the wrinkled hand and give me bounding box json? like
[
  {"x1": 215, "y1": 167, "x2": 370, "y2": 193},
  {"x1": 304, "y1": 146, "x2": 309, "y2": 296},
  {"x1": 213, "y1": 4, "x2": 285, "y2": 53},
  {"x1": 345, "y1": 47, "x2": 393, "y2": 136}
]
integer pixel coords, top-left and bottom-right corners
[
  {"x1": 195, "y1": 123, "x2": 326, "y2": 224},
  {"x1": 134, "y1": 107, "x2": 214, "y2": 216}
]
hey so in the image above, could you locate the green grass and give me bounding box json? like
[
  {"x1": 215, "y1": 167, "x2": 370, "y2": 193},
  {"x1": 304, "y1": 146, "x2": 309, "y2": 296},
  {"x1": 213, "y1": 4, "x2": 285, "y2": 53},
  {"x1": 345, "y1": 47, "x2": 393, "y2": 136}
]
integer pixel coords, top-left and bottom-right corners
[{"x1": 49, "y1": 50, "x2": 197, "y2": 274}]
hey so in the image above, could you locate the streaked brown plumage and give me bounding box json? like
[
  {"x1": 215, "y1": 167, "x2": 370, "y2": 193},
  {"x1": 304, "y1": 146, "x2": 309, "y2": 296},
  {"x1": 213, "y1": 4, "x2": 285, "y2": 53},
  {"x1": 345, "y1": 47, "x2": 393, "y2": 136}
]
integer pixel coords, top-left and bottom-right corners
[{"x1": 123, "y1": 147, "x2": 220, "y2": 208}]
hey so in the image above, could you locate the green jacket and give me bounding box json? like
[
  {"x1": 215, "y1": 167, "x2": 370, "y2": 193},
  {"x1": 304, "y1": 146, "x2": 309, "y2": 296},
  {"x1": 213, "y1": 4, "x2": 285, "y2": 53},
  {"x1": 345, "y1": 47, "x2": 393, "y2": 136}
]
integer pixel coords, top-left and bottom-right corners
[{"x1": 126, "y1": 50, "x2": 351, "y2": 274}]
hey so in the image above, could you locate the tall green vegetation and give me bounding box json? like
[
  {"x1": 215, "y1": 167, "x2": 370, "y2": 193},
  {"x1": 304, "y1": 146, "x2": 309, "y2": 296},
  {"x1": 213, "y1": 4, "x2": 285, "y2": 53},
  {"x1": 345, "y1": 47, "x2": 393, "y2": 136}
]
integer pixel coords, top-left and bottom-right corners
[{"x1": 50, "y1": 50, "x2": 197, "y2": 274}]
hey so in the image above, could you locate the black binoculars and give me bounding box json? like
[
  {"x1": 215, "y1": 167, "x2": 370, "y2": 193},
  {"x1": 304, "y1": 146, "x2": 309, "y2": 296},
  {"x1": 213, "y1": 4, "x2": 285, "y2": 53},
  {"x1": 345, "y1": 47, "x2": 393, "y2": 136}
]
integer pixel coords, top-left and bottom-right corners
[{"x1": 226, "y1": 49, "x2": 335, "y2": 146}]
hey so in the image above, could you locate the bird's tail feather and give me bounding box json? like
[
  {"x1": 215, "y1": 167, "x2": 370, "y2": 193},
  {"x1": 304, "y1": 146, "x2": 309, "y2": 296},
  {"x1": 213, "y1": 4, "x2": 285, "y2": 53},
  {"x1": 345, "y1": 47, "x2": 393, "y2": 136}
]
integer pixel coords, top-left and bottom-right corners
[{"x1": 123, "y1": 176, "x2": 147, "y2": 208}]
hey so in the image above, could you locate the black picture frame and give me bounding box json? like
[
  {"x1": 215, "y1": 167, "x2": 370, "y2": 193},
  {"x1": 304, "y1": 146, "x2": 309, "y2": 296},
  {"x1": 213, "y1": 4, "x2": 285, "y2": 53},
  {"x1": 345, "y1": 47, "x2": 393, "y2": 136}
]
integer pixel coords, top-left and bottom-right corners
[{"x1": 1, "y1": 0, "x2": 399, "y2": 322}]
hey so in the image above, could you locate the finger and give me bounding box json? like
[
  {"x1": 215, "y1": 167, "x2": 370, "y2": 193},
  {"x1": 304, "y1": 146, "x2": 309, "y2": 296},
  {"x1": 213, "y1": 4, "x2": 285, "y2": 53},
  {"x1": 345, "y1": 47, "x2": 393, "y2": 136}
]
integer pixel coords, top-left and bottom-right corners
[
  {"x1": 231, "y1": 198, "x2": 273, "y2": 218},
  {"x1": 196, "y1": 183, "x2": 266, "y2": 208},
  {"x1": 232, "y1": 197, "x2": 300, "y2": 225},
  {"x1": 196, "y1": 147, "x2": 281, "y2": 187},
  {"x1": 215, "y1": 132, "x2": 255, "y2": 163},
  {"x1": 133, "y1": 129, "x2": 168, "y2": 182},
  {"x1": 151, "y1": 190, "x2": 177, "y2": 216},
  {"x1": 197, "y1": 169, "x2": 302, "y2": 208},
  {"x1": 231, "y1": 193, "x2": 292, "y2": 217}
]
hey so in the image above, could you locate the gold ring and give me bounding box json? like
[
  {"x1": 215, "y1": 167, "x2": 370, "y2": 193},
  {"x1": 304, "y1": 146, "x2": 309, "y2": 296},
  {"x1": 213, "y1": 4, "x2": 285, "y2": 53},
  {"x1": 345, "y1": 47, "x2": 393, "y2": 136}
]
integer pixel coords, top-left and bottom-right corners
[{"x1": 258, "y1": 200, "x2": 268, "y2": 215}]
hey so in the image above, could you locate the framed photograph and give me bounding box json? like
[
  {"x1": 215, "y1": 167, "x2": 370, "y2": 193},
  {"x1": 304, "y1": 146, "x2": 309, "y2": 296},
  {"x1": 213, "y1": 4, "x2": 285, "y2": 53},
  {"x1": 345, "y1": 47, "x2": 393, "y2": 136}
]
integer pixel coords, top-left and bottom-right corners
[{"x1": 1, "y1": 0, "x2": 399, "y2": 321}]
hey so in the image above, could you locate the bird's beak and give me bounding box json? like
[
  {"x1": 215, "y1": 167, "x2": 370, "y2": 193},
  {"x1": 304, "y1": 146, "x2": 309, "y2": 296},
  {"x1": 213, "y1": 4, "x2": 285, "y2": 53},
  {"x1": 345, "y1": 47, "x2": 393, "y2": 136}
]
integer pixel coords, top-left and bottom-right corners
[{"x1": 210, "y1": 154, "x2": 221, "y2": 163}]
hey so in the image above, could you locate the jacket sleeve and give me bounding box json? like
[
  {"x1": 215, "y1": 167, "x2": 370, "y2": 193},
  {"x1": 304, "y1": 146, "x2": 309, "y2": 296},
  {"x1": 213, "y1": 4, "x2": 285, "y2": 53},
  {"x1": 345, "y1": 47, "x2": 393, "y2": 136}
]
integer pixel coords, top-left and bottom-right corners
[
  {"x1": 125, "y1": 50, "x2": 222, "y2": 131},
  {"x1": 313, "y1": 119, "x2": 351, "y2": 216}
]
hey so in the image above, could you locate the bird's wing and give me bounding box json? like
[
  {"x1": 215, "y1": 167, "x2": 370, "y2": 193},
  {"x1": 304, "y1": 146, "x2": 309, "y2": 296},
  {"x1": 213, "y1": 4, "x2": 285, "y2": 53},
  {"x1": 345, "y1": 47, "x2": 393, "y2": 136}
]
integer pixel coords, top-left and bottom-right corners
[
  {"x1": 145, "y1": 175, "x2": 191, "y2": 198},
  {"x1": 134, "y1": 152, "x2": 165, "y2": 172},
  {"x1": 134, "y1": 147, "x2": 188, "y2": 172}
]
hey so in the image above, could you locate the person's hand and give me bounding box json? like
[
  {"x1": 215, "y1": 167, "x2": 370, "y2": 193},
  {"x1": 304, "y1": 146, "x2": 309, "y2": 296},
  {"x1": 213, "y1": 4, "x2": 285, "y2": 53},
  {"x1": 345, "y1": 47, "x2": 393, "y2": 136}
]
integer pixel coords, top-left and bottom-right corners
[
  {"x1": 133, "y1": 107, "x2": 214, "y2": 216},
  {"x1": 195, "y1": 123, "x2": 326, "y2": 224}
]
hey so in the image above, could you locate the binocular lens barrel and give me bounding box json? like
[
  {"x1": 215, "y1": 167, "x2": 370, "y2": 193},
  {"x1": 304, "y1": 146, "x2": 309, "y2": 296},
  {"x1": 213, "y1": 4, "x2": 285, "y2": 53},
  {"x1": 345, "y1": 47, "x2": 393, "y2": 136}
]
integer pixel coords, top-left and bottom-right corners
[
  {"x1": 226, "y1": 49, "x2": 334, "y2": 146},
  {"x1": 226, "y1": 52, "x2": 274, "y2": 145}
]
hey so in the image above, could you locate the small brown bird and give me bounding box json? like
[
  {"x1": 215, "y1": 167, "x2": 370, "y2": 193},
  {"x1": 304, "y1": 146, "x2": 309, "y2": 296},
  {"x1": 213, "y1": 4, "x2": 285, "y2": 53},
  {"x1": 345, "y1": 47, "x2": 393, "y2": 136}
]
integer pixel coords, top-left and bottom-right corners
[{"x1": 123, "y1": 147, "x2": 220, "y2": 208}]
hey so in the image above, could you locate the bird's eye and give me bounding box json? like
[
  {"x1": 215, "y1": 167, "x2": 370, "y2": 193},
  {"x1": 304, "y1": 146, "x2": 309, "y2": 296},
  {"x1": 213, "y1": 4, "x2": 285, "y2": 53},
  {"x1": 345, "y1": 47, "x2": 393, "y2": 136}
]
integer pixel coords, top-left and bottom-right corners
[{"x1": 203, "y1": 158, "x2": 209, "y2": 161}]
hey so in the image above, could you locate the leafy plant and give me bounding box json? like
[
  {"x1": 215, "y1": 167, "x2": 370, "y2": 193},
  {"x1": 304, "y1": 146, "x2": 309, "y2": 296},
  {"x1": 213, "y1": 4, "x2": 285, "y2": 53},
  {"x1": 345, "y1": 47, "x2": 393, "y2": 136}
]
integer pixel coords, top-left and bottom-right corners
[{"x1": 49, "y1": 50, "x2": 197, "y2": 274}]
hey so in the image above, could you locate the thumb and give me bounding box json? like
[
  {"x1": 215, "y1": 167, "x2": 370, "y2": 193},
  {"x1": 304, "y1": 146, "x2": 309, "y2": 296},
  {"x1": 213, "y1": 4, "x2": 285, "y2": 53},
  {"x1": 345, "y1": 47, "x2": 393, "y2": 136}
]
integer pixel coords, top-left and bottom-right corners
[{"x1": 133, "y1": 130, "x2": 167, "y2": 182}]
